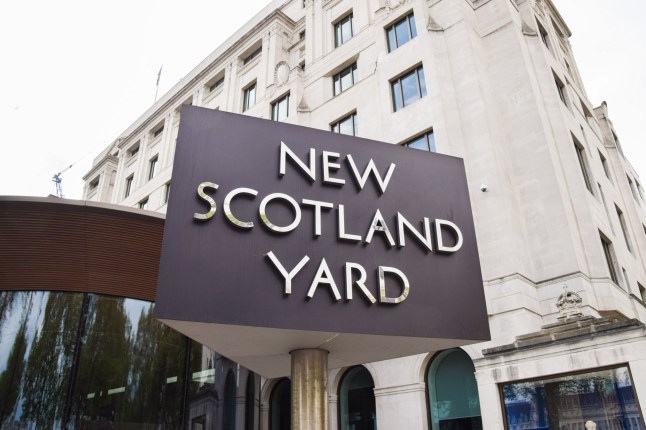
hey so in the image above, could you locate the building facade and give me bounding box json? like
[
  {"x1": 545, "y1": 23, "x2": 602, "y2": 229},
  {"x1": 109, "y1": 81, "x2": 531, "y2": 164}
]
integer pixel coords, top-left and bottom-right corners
[{"x1": 2, "y1": 0, "x2": 646, "y2": 428}]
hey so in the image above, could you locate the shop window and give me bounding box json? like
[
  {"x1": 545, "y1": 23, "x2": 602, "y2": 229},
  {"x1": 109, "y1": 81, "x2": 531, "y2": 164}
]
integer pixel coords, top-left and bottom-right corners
[
  {"x1": 223, "y1": 371, "x2": 236, "y2": 430},
  {"x1": 391, "y1": 65, "x2": 426, "y2": 111},
  {"x1": 404, "y1": 130, "x2": 435, "y2": 152},
  {"x1": 386, "y1": 12, "x2": 417, "y2": 52},
  {"x1": 331, "y1": 112, "x2": 358, "y2": 136},
  {"x1": 427, "y1": 349, "x2": 482, "y2": 430},
  {"x1": 270, "y1": 378, "x2": 291, "y2": 430},
  {"x1": 502, "y1": 366, "x2": 644, "y2": 430},
  {"x1": 338, "y1": 366, "x2": 376, "y2": 430},
  {"x1": 334, "y1": 13, "x2": 353, "y2": 47},
  {"x1": 271, "y1": 93, "x2": 290, "y2": 121}
]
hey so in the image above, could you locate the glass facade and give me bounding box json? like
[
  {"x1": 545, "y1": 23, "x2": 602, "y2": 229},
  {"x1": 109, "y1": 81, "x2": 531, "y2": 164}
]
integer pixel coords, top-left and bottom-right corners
[
  {"x1": 427, "y1": 349, "x2": 482, "y2": 430},
  {"x1": 338, "y1": 366, "x2": 376, "y2": 430},
  {"x1": 502, "y1": 367, "x2": 644, "y2": 430},
  {"x1": 0, "y1": 291, "x2": 259, "y2": 430}
]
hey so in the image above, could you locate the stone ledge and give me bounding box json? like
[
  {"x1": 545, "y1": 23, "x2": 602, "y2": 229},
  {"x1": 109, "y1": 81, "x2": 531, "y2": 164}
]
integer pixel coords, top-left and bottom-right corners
[{"x1": 482, "y1": 316, "x2": 643, "y2": 356}]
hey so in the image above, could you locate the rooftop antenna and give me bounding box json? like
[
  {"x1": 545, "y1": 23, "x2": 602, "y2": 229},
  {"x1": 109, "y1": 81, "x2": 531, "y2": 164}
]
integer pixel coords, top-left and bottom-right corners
[{"x1": 52, "y1": 163, "x2": 73, "y2": 198}]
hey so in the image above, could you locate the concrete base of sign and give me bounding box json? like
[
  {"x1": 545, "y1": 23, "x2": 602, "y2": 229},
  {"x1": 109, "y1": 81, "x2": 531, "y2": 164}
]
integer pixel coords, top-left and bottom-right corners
[
  {"x1": 291, "y1": 349, "x2": 328, "y2": 430},
  {"x1": 158, "y1": 319, "x2": 479, "y2": 378}
]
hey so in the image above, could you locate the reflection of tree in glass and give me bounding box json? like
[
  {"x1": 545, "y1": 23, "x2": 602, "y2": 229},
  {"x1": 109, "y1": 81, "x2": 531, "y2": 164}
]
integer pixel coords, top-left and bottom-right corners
[
  {"x1": 22, "y1": 293, "x2": 82, "y2": 427},
  {"x1": 0, "y1": 311, "x2": 28, "y2": 426},
  {"x1": 128, "y1": 303, "x2": 184, "y2": 427},
  {"x1": 73, "y1": 294, "x2": 131, "y2": 426},
  {"x1": 0, "y1": 291, "x2": 20, "y2": 334}
]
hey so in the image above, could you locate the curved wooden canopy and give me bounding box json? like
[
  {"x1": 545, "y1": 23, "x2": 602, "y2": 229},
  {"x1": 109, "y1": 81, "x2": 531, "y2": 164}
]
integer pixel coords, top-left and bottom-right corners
[{"x1": 0, "y1": 196, "x2": 164, "y2": 302}]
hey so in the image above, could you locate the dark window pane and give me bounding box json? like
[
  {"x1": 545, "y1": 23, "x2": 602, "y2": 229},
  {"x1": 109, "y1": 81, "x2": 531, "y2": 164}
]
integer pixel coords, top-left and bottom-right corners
[
  {"x1": 270, "y1": 379, "x2": 291, "y2": 430},
  {"x1": 392, "y1": 81, "x2": 403, "y2": 111},
  {"x1": 339, "y1": 367, "x2": 376, "y2": 430}
]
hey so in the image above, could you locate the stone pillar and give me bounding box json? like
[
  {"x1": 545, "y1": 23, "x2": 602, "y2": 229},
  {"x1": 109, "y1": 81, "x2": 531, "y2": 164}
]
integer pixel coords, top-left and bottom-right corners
[{"x1": 291, "y1": 349, "x2": 328, "y2": 430}]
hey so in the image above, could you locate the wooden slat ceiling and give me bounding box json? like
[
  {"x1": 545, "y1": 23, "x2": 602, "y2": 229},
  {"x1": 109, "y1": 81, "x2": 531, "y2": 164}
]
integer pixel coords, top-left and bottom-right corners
[{"x1": 0, "y1": 197, "x2": 165, "y2": 302}]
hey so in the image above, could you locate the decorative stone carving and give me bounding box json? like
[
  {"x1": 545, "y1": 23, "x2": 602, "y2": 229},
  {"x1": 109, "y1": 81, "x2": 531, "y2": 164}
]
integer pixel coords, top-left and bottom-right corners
[
  {"x1": 386, "y1": 0, "x2": 412, "y2": 14},
  {"x1": 274, "y1": 61, "x2": 291, "y2": 87},
  {"x1": 426, "y1": 12, "x2": 443, "y2": 32},
  {"x1": 556, "y1": 284, "x2": 584, "y2": 320},
  {"x1": 534, "y1": 0, "x2": 546, "y2": 17}
]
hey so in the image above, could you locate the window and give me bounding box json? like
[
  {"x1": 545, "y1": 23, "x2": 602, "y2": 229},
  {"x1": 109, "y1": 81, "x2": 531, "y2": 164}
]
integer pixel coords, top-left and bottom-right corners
[
  {"x1": 404, "y1": 130, "x2": 435, "y2": 152},
  {"x1": 89, "y1": 177, "x2": 99, "y2": 190},
  {"x1": 209, "y1": 76, "x2": 225, "y2": 93},
  {"x1": 153, "y1": 125, "x2": 164, "y2": 138},
  {"x1": 245, "y1": 374, "x2": 256, "y2": 430},
  {"x1": 599, "y1": 150, "x2": 612, "y2": 182},
  {"x1": 600, "y1": 232, "x2": 619, "y2": 285},
  {"x1": 622, "y1": 268, "x2": 630, "y2": 290},
  {"x1": 331, "y1": 112, "x2": 358, "y2": 136},
  {"x1": 243, "y1": 46, "x2": 262, "y2": 65},
  {"x1": 554, "y1": 74, "x2": 568, "y2": 106},
  {"x1": 386, "y1": 12, "x2": 417, "y2": 52},
  {"x1": 627, "y1": 175, "x2": 640, "y2": 203},
  {"x1": 138, "y1": 198, "x2": 149, "y2": 210},
  {"x1": 639, "y1": 283, "x2": 646, "y2": 302},
  {"x1": 502, "y1": 366, "x2": 643, "y2": 429},
  {"x1": 637, "y1": 181, "x2": 645, "y2": 201},
  {"x1": 334, "y1": 14, "x2": 353, "y2": 47},
  {"x1": 148, "y1": 156, "x2": 158, "y2": 180},
  {"x1": 427, "y1": 349, "x2": 481, "y2": 430},
  {"x1": 271, "y1": 93, "x2": 290, "y2": 121},
  {"x1": 333, "y1": 63, "x2": 357, "y2": 96},
  {"x1": 615, "y1": 205, "x2": 633, "y2": 252},
  {"x1": 223, "y1": 371, "x2": 236, "y2": 430},
  {"x1": 573, "y1": 137, "x2": 593, "y2": 193},
  {"x1": 164, "y1": 182, "x2": 171, "y2": 204},
  {"x1": 243, "y1": 82, "x2": 257, "y2": 111},
  {"x1": 391, "y1": 65, "x2": 426, "y2": 111},
  {"x1": 128, "y1": 143, "x2": 140, "y2": 157},
  {"x1": 124, "y1": 175, "x2": 134, "y2": 198},
  {"x1": 270, "y1": 379, "x2": 291, "y2": 430},
  {"x1": 338, "y1": 366, "x2": 376, "y2": 430},
  {"x1": 538, "y1": 21, "x2": 550, "y2": 51},
  {"x1": 299, "y1": 30, "x2": 306, "y2": 40}
]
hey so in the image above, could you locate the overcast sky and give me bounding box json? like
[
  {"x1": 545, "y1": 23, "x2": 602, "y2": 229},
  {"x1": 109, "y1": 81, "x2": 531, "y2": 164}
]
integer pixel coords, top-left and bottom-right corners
[{"x1": 0, "y1": 0, "x2": 643, "y2": 200}]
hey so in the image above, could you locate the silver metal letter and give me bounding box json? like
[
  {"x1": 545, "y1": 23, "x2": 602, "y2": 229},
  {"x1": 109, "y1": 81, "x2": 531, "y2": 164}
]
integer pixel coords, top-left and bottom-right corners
[
  {"x1": 397, "y1": 212, "x2": 432, "y2": 252},
  {"x1": 379, "y1": 266, "x2": 410, "y2": 304},
  {"x1": 193, "y1": 182, "x2": 219, "y2": 221},
  {"x1": 345, "y1": 262, "x2": 376, "y2": 304},
  {"x1": 337, "y1": 204, "x2": 362, "y2": 242},
  {"x1": 364, "y1": 209, "x2": 395, "y2": 246},
  {"x1": 224, "y1": 187, "x2": 258, "y2": 229},
  {"x1": 279, "y1": 141, "x2": 316, "y2": 182},
  {"x1": 259, "y1": 193, "x2": 302, "y2": 233},
  {"x1": 435, "y1": 219, "x2": 463, "y2": 253},
  {"x1": 266, "y1": 251, "x2": 310, "y2": 295},
  {"x1": 322, "y1": 151, "x2": 345, "y2": 186},
  {"x1": 307, "y1": 258, "x2": 341, "y2": 300},
  {"x1": 302, "y1": 199, "x2": 334, "y2": 236},
  {"x1": 346, "y1": 154, "x2": 396, "y2": 194}
]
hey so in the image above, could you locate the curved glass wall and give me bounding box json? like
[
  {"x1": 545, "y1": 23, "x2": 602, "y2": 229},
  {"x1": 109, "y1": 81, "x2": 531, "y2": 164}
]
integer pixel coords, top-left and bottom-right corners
[
  {"x1": 338, "y1": 366, "x2": 376, "y2": 430},
  {"x1": 0, "y1": 291, "x2": 259, "y2": 430},
  {"x1": 427, "y1": 349, "x2": 482, "y2": 430},
  {"x1": 270, "y1": 378, "x2": 291, "y2": 430}
]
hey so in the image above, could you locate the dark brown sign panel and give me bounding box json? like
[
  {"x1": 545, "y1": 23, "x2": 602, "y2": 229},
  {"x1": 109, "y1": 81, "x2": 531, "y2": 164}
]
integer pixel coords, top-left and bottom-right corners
[{"x1": 155, "y1": 106, "x2": 489, "y2": 377}]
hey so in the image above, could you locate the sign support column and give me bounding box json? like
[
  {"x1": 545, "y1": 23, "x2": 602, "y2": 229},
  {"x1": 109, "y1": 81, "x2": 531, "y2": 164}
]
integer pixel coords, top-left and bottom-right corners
[{"x1": 291, "y1": 349, "x2": 328, "y2": 430}]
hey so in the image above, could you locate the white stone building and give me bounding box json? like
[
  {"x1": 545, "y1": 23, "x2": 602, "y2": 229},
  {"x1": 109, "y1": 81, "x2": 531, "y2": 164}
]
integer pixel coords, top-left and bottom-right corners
[{"x1": 81, "y1": 0, "x2": 646, "y2": 428}]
